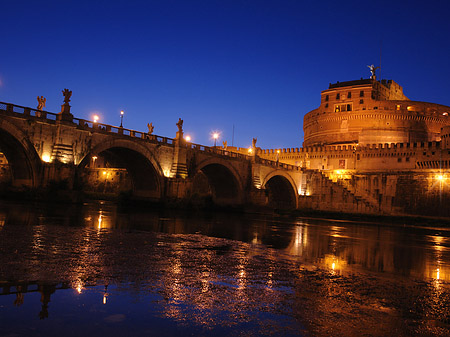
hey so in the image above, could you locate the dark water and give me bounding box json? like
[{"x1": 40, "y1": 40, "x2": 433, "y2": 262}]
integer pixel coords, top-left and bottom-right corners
[{"x1": 0, "y1": 201, "x2": 449, "y2": 336}]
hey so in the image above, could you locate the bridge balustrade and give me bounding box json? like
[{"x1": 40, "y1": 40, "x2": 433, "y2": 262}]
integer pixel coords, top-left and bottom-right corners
[{"x1": 2, "y1": 101, "x2": 301, "y2": 171}]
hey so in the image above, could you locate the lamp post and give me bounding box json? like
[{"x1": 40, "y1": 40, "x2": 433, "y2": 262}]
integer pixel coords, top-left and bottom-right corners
[
  {"x1": 213, "y1": 132, "x2": 219, "y2": 147},
  {"x1": 120, "y1": 110, "x2": 124, "y2": 128},
  {"x1": 93, "y1": 115, "x2": 99, "y2": 124}
]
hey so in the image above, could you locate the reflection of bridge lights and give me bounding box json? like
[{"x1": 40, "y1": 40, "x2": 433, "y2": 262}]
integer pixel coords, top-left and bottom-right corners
[{"x1": 437, "y1": 268, "x2": 440, "y2": 280}]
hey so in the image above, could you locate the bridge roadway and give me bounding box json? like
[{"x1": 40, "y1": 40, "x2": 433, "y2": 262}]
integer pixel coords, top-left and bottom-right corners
[{"x1": 0, "y1": 101, "x2": 305, "y2": 208}]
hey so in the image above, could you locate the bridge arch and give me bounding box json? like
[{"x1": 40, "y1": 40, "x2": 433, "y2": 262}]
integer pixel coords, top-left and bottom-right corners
[
  {"x1": 78, "y1": 139, "x2": 164, "y2": 199},
  {"x1": 194, "y1": 159, "x2": 245, "y2": 205},
  {"x1": 0, "y1": 119, "x2": 42, "y2": 187},
  {"x1": 261, "y1": 170, "x2": 298, "y2": 209}
]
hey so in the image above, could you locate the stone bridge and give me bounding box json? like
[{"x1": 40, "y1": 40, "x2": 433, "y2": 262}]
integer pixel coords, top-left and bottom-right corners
[{"x1": 0, "y1": 100, "x2": 305, "y2": 209}]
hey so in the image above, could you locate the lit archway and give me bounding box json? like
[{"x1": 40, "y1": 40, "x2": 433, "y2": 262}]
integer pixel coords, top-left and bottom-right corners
[
  {"x1": 194, "y1": 162, "x2": 243, "y2": 205},
  {"x1": 78, "y1": 141, "x2": 163, "y2": 199},
  {"x1": 263, "y1": 174, "x2": 297, "y2": 209},
  {"x1": 0, "y1": 121, "x2": 41, "y2": 188}
]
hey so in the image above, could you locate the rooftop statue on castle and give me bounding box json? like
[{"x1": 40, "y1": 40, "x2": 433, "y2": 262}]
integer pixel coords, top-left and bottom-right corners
[
  {"x1": 62, "y1": 88, "x2": 72, "y2": 104},
  {"x1": 176, "y1": 118, "x2": 183, "y2": 133},
  {"x1": 36, "y1": 96, "x2": 46, "y2": 110},
  {"x1": 368, "y1": 64, "x2": 380, "y2": 79}
]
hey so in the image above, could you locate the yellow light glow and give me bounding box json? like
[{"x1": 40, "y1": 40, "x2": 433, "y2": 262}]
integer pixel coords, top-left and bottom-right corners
[
  {"x1": 93, "y1": 115, "x2": 99, "y2": 123},
  {"x1": 103, "y1": 294, "x2": 108, "y2": 304},
  {"x1": 120, "y1": 110, "x2": 124, "y2": 116},
  {"x1": 437, "y1": 268, "x2": 440, "y2": 280},
  {"x1": 163, "y1": 169, "x2": 171, "y2": 177},
  {"x1": 332, "y1": 262, "x2": 336, "y2": 270},
  {"x1": 437, "y1": 175, "x2": 444, "y2": 181},
  {"x1": 42, "y1": 154, "x2": 51, "y2": 163},
  {"x1": 185, "y1": 135, "x2": 191, "y2": 142},
  {"x1": 248, "y1": 148, "x2": 253, "y2": 154},
  {"x1": 98, "y1": 214, "x2": 102, "y2": 229},
  {"x1": 103, "y1": 171, "x2": 106, "y2": 175},
  {"x1": 213, "y1": 133, "x2": 219, "y2": 140},
  {"x1": 277, "y1": 150, "x2": 280, "y2": 154}
]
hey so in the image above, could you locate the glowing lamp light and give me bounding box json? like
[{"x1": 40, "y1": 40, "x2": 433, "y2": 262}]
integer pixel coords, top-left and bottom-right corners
[
  {"x1": 248, "y1": 148, "x2": 253, "y2": 154},
  {"x1": 185, "y1": 135, "x2": 191, "y2": 142},
  {"x1": 93, "y1": 115, "x2": 99, "y2": 123},
  {"x1": 211, "y1": 131, "x2": 220, "y2": 147},
  {"x1": 42, "y1": 154, "x2": 51, "y2": 163},
  {"x1": 437, "y1": 175, "x2": 444, "y2": 181}
]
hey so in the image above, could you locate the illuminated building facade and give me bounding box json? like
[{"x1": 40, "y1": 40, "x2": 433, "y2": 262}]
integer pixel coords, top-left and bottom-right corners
[{"x1": 303, "y1": 78, "x2": 450, "y2": 147}]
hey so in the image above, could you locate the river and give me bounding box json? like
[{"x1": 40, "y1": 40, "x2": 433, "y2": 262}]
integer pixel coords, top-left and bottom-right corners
[{"x1": 0, "y1": 201, "x2": 449, "y2": 336}]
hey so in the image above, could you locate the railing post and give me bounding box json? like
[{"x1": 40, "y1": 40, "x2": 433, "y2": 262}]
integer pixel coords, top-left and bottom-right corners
[
  {"x1": 24, "y1": 108, "x2": 31, "y2": 116},
  {"x1": 6, "y1": 104, "x2": 13, "y2": 113}
]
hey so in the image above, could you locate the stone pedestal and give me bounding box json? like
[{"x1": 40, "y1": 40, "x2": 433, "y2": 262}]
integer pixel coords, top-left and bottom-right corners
[
  {"x1": 170, "y1": 131, "x2": 188, "y2": 178},
  {"x1": 57, "y1": 103, "x2": 74, "y2": 122}
]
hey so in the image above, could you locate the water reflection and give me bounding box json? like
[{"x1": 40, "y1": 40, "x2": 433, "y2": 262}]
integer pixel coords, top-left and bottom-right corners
[{"x1": 0, "y1": 201, "x2": 450, "y2": 336}]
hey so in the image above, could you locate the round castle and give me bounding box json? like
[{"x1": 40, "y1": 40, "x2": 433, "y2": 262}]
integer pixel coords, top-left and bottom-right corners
[{"x1": 303, "y1": 77, "x2": 450, "y2": 147}]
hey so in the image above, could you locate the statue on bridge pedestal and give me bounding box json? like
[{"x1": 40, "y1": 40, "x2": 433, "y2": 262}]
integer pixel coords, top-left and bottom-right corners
[
  {"x1": 36, "y1": 96, "x2": 46, "y2": 110},
  {"x1": 222, "y1": 140, "x2": 227, "y2": 150},
  {"x1": 176, "y1": 118, "x2": 183, "y2": 133},
  {"x1": 147, "y1": 122, "x2": 154, "y2": 134},
  {"x1": 62, "y1": 89, "x2": 72, "y2": 104}
]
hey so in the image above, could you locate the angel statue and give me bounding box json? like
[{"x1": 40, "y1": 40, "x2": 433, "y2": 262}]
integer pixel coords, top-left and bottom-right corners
[
  {"x1": 252, "y1": 137, "x2": 257, "y2": 148},
  {"x1": 176, "y1": 118, "x2": 183, "y2": 133},
  {"x1": 222, "y1": 140, "x2": 227, "y2": 150},
  {"x1": 147, "y1": 122, "x2": 154, "y2": 134},
  {"x1": 62, "y1": 88, "x2": 72, "y2": 104},
  {"x1": 368, "y1": 64, "x2": 380, "y2": 79},
  {"x1": 37, "y1": 96, "x2": 46, "y2": 110}
]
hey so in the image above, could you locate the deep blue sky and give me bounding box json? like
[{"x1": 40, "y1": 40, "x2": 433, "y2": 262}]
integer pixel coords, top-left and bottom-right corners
[{"x1": 1, "y1": 0, "x2": 449, "y2": 149}]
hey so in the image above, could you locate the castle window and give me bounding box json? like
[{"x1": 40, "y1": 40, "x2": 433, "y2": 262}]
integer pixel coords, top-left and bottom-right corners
[
  {"x1": 396, "y1": 105, "x2": 401, "y2": 111},
  {"x1": 348, "y1": 92, "x2": 352, "y2": 98},
  {"x1": 325, "y1": 95, "x2": 329, "y2": 101},
  {"x1": 325, "y1": 103, "x2": 329, "y2": 108},
  {"x1": 336, "y1": 93, "x2": 340, "y2": 99},
  {"x1": 334, "y1": 103, "x2": 352, "y2": 112},
  {"x1": 360, "y1": 99, "x2": 364, "y2": 104},
  {"x1": 360, "y1": 90, "x2": 364, "y2": 97},
  {"x1": 406, "y1": 157, "x2": 410, "y2": 162},
  {"x1": 397, "y1": 157, "x2": 402, "y2": 162}
]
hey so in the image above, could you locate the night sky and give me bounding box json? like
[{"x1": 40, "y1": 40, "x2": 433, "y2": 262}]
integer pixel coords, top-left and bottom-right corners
[{"x1": 1, "y1": 0, "x2": 449, "y2": 149}]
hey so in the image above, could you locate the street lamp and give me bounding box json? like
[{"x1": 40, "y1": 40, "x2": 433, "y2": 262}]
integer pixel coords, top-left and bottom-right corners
[
  {"x1": 93, "y1": 115, "x2": 99, "y2": 123},
  {"x1": 213, "y1": 132, "x2": 219, "y2": 147},
  {"x1": 185, "y1": 135, "x2": 191, "y2": 142},
  {"x1": 120, "y1": 110, "x2": 124, "y2": 128}
]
